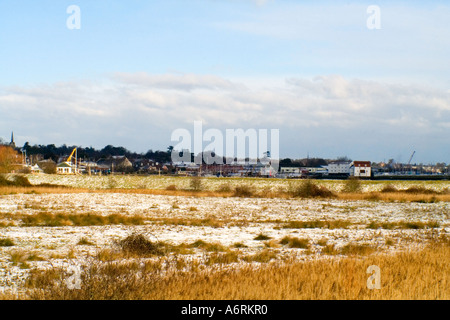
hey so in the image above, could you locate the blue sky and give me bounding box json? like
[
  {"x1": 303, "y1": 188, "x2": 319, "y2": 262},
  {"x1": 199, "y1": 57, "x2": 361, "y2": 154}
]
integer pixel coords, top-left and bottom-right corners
[{"x1": 1, "y1": 0, "x2": 449, "y2": 164}]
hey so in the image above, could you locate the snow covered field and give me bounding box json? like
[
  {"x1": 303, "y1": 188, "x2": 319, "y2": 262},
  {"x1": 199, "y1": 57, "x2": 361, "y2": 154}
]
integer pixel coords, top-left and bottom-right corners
[
  {"x1": 24, "y1": 174, "x2": 450, "y2": 193},
  {"x1": 1, "y1": 188, "x2": 448, "y2": 294}
]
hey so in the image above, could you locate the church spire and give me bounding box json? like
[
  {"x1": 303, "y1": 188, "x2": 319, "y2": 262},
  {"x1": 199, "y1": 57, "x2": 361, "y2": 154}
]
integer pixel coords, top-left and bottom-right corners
[{"x1": 10, "y1": 131, "x2": 16, "y2": 149}]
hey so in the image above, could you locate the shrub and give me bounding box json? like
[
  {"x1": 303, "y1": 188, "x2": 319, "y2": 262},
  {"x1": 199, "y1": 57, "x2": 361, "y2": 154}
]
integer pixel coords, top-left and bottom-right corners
[
  {"x1": 0, "y1": 175, "x2": 32, "y2": 187},
  {"x1": 403, "y1": 186, "x2": 437, "y2": 194},
  {"x1": 77, "y1": 237, "x2": 94, "y2": 246},
  {"x1": 233, "y1": 242, "x2": 247, "y2": 248},
  {"x1": 166, "y1": 184, "x2": 177, "y2": 191},
  {"x1": 342, "y1": 177, "x2": 362, "y2": 193},
  {"x1": 280, "y1": 236, "x2": 309, "y2": 249},
  {"x1": 189, "y1": 176, "x2": 203, "y2": 191},
  {"x1": 233, "y1": 184, "x2": 255, "y2": 197},
  {"x1": 0, "y1": 238, "x2": 15, "y2": 246},
  {"x1": 116, "y1": 233, "x2": 166, "y2": 256},
  {"x1": 290, "y1": 180, "x2": 334, "y2": 198},
  {"x1": 254, "y1": 233, "x2": 271, "y2": 241},
  {"x1": 216, "y1": 183, "x2": 232, "y2": 193},
  {"x1": 0, "y1": 175, "x2": 13, "y2": 186},
  {"x1": 189, "y1": 240, "x2": 227, "y2": 252},
  {"x1": 381, "y1": 184, "x2": 397, "y2": 193},
  {"x1": 107, "y1": 176, "x2": 118, "y2": 189}
]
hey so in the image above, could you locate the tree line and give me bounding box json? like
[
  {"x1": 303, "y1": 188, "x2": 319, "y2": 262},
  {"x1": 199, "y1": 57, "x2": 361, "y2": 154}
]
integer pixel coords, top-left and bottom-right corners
[{"x1": 19, "y1": 142, "x2": 173, "y2": 164}]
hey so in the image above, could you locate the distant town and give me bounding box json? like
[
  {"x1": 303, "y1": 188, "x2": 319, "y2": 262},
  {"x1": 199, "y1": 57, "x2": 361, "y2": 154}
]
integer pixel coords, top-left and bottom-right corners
[{"x1": 1, "y1": 132, "x2": 449, "y2": 180}]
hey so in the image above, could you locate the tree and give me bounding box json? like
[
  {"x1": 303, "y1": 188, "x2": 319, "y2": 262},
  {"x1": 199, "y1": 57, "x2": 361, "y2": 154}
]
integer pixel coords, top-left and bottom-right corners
[
  {"x1": 39, "y1": 160, "x2": 57, "y2": 174},
  {"x1": 0, "y1": 146, "x2": 21, "y2": 173}
]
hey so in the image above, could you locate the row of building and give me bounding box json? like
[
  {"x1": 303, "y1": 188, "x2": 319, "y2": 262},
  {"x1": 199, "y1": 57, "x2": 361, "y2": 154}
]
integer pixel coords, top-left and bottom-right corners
[
  {"x1": 34, "y1": 155, "x2": 370, "y2": 179},
  {"x1": 279, "y1": 160, "x2": 371, "y2": 178}
]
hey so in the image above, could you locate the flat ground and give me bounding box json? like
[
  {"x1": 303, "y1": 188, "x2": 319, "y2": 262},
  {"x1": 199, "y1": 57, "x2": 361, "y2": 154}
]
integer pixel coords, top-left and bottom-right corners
[{"x1": 0, "y1": 174, "x2": 448, "y2": 299}]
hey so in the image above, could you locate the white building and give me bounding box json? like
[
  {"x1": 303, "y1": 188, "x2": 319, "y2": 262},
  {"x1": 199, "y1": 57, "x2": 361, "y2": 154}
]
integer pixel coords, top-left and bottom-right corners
[
  {"x1": 351, "y1": 161, "x2": 372, "y2": 178},
  {"x1": 30, "y1": 164, "x2": 44, "y2": 174},
  {"x1": 57, "y1": 162, "x2": 74, "y2": 174},
  {"x1": 327, "y1": 161, "x2": 352, "y2": 175},
  {"x1": 280, "y1": 167, "x2": 300, "y2": 174}
]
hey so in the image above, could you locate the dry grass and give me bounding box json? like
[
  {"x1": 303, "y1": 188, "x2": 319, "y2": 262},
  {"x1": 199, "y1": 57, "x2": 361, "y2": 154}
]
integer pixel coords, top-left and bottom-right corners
[
  {"x1": 367, "y1": 220, "x2": 441, "y2": 230},
  {"x1": 149, "y1": 217, "x2": 225, "y2": 228},
  {"x1": 280, "y1": 236, "x2": 310, "y2": 249},
  {"x1": 337, "y1": 192, "x2": 450, "y2": 202},
  {"x1": 1, "y1": 179, "x2": 449, "y2": 203},
  {"x1": 18, "y1": 243, "x2": 449, "y2": 300},
  {"x1": 282, "y1": 219, "x2": 353, "y2": 229},
  {"x1": 13, "y1": 212, "x2": 145, "y2": 227}
]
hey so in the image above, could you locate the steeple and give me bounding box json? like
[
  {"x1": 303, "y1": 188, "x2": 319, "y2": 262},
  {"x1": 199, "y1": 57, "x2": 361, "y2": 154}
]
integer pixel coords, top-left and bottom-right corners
[{"x1": 10, "y1": 131, "x2": 16, "y2": 149}]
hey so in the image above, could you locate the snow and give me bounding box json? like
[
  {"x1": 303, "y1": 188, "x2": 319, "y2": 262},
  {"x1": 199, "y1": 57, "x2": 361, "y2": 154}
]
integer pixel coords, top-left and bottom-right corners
[{"x1": 0, "y1": 190, "x2": 448, "y2": 293}]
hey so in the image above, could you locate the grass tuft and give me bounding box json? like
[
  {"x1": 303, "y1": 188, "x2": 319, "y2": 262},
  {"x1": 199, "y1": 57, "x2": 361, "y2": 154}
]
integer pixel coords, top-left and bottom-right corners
[
  {"x1": 0, "y1": 237, "x2": 15, "y2": 246},
  {"x1": 289, "y1": 180, "x2": 334, "y2": 198},
  {"x1": 280, "y1": 236, "x2": 310, "y2": 249}
]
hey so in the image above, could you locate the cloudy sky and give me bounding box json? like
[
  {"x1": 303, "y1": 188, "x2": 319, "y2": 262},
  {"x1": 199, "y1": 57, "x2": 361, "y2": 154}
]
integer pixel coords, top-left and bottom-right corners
[{"x1": 0, "y1": 0, "x2": 449, "y2": 164}]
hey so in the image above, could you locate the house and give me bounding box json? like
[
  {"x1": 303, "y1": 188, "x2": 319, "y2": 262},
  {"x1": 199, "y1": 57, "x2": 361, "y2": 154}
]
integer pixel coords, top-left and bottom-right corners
[
  {"x1": 97, "y1": 156, "x2": 133, "y2": 173},
  {"x1": 351, "y1": 161, "x2": 372, "y2": 178},
  {"x1": 30, "y1": 164, "x2": 43, "y2": 174},
  {"x1": 280, "y1": 167, "x2": 301, "y2": 178},
  {"x1": 57, "y1": 162, "x2": 74, "y2": 174},
  {"x1": 78, "y1": 161, "x2": 98, "y2": 175},
  {"x1": 280, "y1": 167, "x2": 300, "y2": 174},
  {"x1": 327, "y1": 161, "x2": 352, "y2": 176}
]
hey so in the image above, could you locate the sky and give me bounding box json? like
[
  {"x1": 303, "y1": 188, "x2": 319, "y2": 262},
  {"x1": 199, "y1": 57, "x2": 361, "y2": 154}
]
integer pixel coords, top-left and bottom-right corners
[{"x1": 0, "y1": 0, "x2": 449, "y2": 164}]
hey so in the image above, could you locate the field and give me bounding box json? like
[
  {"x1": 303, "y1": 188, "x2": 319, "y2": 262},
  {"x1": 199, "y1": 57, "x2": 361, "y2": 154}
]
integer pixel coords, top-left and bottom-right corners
[{"x1": 0, "y1": 174, "x2": 448, "y2": 300}]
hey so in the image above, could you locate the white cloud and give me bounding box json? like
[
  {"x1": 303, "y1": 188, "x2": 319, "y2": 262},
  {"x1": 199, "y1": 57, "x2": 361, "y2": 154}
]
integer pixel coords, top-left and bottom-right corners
[
  {"x1": 1, "y1": 73, "x2": 449, "y2": 162},
  {"x1": 112, "y1": 72, "x2": 245, "y2": 92}
]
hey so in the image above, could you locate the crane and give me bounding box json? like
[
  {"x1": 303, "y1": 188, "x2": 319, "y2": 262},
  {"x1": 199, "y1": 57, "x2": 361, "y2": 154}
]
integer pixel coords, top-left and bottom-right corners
[
  {"x1": 66, "y1": 148, "x2": 77, "y2": 164},
  {"x1": 406, "y1": 151, "x2": 416, "y2": 175},
  {"x1": 407, "y1": 151, "x2": 415, "y2": 165},
  {"x1": 64, "y1": 148, "x2": 78, "y2": 174}
]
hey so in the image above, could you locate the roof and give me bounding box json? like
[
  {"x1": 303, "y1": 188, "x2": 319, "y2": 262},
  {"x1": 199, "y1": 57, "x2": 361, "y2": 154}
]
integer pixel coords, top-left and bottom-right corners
[
  {"x1": 353, "y1": 161, "x2": 371, "y2": 167},
  {"x1": 57, "y1": 162, "x2": 72, "y2": 168}
]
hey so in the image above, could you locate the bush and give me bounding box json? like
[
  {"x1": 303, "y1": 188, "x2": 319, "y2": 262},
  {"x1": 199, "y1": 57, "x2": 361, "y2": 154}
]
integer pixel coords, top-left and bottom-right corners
[
  {"x1": 42, "y1": 163, "x2": 57, "y2": 175},
  {"x1": 12, "y1": 175, "x2": 32, "y2": 187},
  {"x1": 189, "y1": 176, "x2": 203, "y2": 191},
  {"x1": 0, "y1": 238, "x2": 15, "y2": 246},
  {"x1": 0, "y1": 175, "x2": 14, "y2": 186},
  {"x1": 381, "y1": 184, "x2": 397, "y2": 193},
  {"x1": 117, "y1": 233, "x2": 166, "y2": 256},
  {"x1": 342, "y1": 177, "x2": 362, "y2": 193},
  {"x1": 233, "y1": 184, "x2": 255, "y2": 197},
  {"x1": 165, "y1": 184, "x2": 177, "y2": 191},
  {"x1": 0, "y1": 175, "x2": 32, "y2": 187},
  {"x1": 189, "y1": 240, "x2": 227, "y2": 252},
  {"x1": 403, "y1": 186, "x2": 437, "y2": 194},
  {"x1": 280, "y1": 236, "x2": 309, "y2": 249},
  {"x1": 216, "y1": 183, "x2": 232, "y2": 193},
  {"x1": 290, "y1": 180, "x2": 334, "y2": 198},
  {"x1": 254, "y1": 233, "x2": 271, "y2": 241}
]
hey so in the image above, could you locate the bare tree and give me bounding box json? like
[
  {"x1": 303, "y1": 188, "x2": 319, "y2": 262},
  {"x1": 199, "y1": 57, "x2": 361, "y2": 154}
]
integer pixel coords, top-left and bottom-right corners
[{"x1": 0, "y1": 146, "x2": 21, "y2": 173}]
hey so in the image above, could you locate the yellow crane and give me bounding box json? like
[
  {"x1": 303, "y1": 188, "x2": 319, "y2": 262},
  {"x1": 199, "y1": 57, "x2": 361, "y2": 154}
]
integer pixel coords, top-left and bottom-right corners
[
  {"x1": 57, "y1": 148, "x2": 78, "y2": 175},
  {"x1": 66, "y1": 147, "x2": 77, "y2": 164}
]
